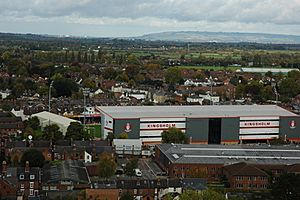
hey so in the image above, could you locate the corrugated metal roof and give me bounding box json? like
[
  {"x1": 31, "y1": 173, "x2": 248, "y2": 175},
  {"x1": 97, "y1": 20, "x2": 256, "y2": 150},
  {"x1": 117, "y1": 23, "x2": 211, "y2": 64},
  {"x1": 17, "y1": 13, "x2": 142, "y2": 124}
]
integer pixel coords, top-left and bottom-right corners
[
  {"x1": 32, "y1": 111, "x2": 79, "y2": 126},
  {"x1": 98, "y1": 105, "x2": 297, "y2": 119},
  {"x1": 157, "y1": 144, "x2": 300, "y2": 165},
  {"x1": 238, "y1": 68, "x2": 299, "y2": 73}
]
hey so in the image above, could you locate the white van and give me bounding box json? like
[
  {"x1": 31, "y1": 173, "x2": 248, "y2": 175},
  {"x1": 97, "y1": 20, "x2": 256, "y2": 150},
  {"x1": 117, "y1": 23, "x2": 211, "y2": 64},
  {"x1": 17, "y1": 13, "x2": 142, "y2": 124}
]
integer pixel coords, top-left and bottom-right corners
[{"x1": 134, "y1": 168, "x2": 142, "y2": 177}]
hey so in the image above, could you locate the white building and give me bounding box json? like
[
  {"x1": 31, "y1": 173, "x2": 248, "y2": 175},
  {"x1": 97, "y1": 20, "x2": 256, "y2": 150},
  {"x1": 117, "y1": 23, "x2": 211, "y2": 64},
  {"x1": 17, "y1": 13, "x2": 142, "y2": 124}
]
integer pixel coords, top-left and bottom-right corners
[
  {"x1": 237, "y1": 68, "x2": 299, "y2": 74},
  {"x1": 199, "y1": 94, "x2": 220, "y2": 104},
  {"x1": 113, "y1": 139, "x2": 142, "y2": 155},
  {"x1": 186, "y1": 96, "x2": 204, "y2": 104},
  {"x1": 0, "y1": 89, "x2": 11, "y2": 99},
  {"x1": 11, "y1": 108, "x2": 29, "y2": 121},
  {"x1": 32, "y1": 111, "x2": 80, "y2": 135}
]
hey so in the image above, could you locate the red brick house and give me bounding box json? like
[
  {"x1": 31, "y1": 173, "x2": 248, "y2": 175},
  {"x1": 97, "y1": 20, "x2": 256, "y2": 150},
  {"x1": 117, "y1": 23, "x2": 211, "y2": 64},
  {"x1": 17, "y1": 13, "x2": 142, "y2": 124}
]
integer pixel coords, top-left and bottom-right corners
[
  {"x1": 223, "y1": 162, "x2": 269, "y2": 190},
  {"x1": 1, "y1": 160, "x2": 41, "y2": 199}
]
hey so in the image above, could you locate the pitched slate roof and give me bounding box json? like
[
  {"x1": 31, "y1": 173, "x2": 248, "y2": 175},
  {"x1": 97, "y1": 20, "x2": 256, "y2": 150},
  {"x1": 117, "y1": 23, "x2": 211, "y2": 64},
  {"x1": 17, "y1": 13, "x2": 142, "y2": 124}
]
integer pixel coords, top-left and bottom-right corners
[
  {"x1": 223, "y1": 162, "x2": 268, "y2": 176},
  {"x1": 42, "y1": 160, "x2": 90, "y2": 184}
]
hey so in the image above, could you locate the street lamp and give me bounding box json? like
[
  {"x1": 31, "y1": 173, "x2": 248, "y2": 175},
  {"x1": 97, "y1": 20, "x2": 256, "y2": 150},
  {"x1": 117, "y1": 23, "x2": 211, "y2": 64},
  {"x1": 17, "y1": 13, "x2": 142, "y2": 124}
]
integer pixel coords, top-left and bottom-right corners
[
  {"x1": 82, "y1": 88, "x2": 90, "y2": 126},
  {"x1": 48, "y1": 81, "x2": 54, "y2": 112},
  {"x1": 209, "y1": 76, "x2": 213, "y2": 105}
]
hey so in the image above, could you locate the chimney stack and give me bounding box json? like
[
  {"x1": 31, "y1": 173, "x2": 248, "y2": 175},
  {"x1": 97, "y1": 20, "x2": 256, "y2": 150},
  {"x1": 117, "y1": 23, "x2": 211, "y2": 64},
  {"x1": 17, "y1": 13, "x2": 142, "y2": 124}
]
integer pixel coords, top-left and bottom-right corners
[{"x1": 25, "y1": 161, "x2": 30, "y2": 173}]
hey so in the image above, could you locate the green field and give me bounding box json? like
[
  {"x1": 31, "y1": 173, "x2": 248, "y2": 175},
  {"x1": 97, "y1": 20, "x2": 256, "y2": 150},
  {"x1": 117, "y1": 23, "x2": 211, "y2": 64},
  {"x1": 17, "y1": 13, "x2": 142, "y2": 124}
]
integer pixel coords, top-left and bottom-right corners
[
  {"x1": 176, "y1": 65, "x2": 241, "y2": 71},
  {"x1": 85, "y1": 124, "x2": 101, "y2": 138}
]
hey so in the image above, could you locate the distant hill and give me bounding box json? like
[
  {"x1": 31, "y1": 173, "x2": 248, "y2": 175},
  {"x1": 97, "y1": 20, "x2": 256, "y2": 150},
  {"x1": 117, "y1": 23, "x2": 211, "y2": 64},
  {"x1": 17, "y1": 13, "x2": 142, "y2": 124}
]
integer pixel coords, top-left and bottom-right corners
[{"x1": 135, "y1": 31, "x2": 300, "y2": 44}]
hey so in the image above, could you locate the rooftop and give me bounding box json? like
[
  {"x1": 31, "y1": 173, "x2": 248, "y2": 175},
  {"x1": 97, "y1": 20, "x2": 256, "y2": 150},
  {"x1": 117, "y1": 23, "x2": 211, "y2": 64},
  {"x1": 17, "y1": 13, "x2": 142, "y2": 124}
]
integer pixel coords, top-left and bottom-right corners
[
  {"x1": 238, "y1": 68, "x2": 300, "y2": 73},
  {"x1": 97, "y1": 105, "x2": 296, "y2": 119},
  {"x1": 32, "y1": 111, "x2": 79, "y2": 126},
  {"x1": 42, "y1": 160, "x2": 90, "y2": 184},
  {"x1": 157, "y1": 144, "x2": 300, "y2": 165}
]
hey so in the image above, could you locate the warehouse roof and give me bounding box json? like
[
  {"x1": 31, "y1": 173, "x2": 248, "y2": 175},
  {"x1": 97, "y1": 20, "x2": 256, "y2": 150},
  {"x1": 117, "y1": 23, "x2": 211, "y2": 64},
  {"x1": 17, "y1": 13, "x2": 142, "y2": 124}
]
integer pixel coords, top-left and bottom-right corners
[
  {"x1": 237, "y1": 67, "x2": 299, "y2": 73},
  {"x1": 97, "y1": 105, "x2": 296, "y2": 119},
  {"x1": 156, "y1": 144, "x2": 300, "y2": 165},
  {"x1": 32, "y1": 111, "x2": 79, "y2": 127}
]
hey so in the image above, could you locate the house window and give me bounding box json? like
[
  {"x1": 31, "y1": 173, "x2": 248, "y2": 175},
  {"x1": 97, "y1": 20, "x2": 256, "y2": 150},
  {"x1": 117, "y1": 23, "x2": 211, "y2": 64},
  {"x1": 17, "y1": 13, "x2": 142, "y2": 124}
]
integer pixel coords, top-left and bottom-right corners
[
  {"x1": 30, "y1": 175, "x2": 35, "y2": 180},
  {"x1": 261, "y1": 176, "x2": 267, "y2": 181},
  {"x1": 30, "y1": 189, "x2": 34, "y2": 196},
  {"x1": 248, "y1": 176, "x2": 252, "y2": 181},
  {"x1": 30, "y1": 182, "x2": 34, "y2": 188},
  {"x1": 19, "y1": 174, "x2": 24, "y2": 180},
  {"x1": 67, "y1": 186, "x2": 73, "y2": 190},
  {"x1": 50, "y1": 186, "x2": 57, "y2": 191},
  {"x1": 42, "y1": 186, "x2": 49, "y2": 191},
  {"x1": 21, "y1": 184, "x2": 24, "y2": 189}
]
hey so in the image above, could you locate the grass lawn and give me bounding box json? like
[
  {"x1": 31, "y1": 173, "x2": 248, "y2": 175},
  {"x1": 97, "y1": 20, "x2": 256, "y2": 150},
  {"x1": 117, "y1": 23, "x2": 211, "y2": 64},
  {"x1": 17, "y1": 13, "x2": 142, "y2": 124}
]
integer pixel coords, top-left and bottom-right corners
[
  {"x1": 176, "y1": 65, "x2": 241, "y2": 71},
  {"x1": 85, "y1": 124, "x2": 101, "y2": 138}
]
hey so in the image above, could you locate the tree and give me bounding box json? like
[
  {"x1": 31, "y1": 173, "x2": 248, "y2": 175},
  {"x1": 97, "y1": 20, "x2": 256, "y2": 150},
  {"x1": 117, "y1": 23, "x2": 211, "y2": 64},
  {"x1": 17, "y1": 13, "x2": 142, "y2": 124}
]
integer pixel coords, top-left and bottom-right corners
[
  {"x1": 128, "y1": 79, "x2": 136, "y2": 88},
  {"x1": 65, "y1": 122, "x2": 91, "y2": 141},
  {"x1": 43, "y1": 124, "x2": 64, "y2": 142},
  {"x1": 161, "y1": 127, "x2": 187, "y2": 144},
  {"x1": 82, "y1": 78, "x2": 96, "y2": 89},
  {"x1": 125, "y1": 64, "x2": 140, "y2": 79},
  {"x1": 279, "y1": 78, "x2": 300, "y2": 100},
  {"x1": 244, "y1": 81, "x2": 263, "y2": 101},
  {"x1": 201, "y1": 190, "x2": 227, "y2": 200},
  {"x1": 271, "y1": 173, "x2": 300, "y2": 200},
  {"x1": 77, "y1": 51, "x2": 82, "y2": 62},
  {"x1": 70, "y1": 51, "x2": 75, "y2": 62},
  {"x1": 97, "y1": 152, "x2": 116, "y2": 178},
  {"x1": 125, "y1": 157, "x2": 138, "y2": 176},
  {"x1": 52, "y1": 78, "x2": 79, "y2": 97},
  {"x1": 262, "y1": 85, "x2": 274, "y2": 101},
  {"x1": 179, "y1": 190, "x2": 201, "y2": 200},
  {"x1": 21, "y1": 149, "x2": 45, "y2": 168},
  {"x1": 106, "y1": 132, "x2": 115, "y2": 145},
  {"x1": 265, "y1": 71, "x2": 273, "y2": 78},
  {"x1": 102, "y1": 67, "x2": 117, "y2": 79},
  {"x1": 24, "y1": 116, "x2": 40, "y2": 130},
  {"x1": 91, "y1": 51, "x2": 95, "y2": 64},
  {"x1": 120, "y1": 192, "x2": 133, "y2": 200},
  {"x1": 165, "y1": 68, "x2": 182, "y2": 85},
  {"x1": 269, "y1": 136, "x2": 288, "y2": 145},
  {"x1": 179, "y1": 190, "x2": 227, "y2": 200},
  {"x1": 118, "y1": 132, "x2": 128, "y2": 139},
  {"x1": 83, "y1": 52, "x2": 88, "y2": 63}
]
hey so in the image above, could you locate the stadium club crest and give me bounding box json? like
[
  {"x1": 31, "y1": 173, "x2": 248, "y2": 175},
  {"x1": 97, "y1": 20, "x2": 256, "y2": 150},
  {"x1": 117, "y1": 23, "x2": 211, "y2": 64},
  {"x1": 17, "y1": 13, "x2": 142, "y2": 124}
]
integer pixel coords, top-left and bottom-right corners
[
  {"x1": 124, "y1": 123, "x2": 132, "y2": 132},
  {"x1": 289, "y1": 120, "x2": 296, "y2": 129}
]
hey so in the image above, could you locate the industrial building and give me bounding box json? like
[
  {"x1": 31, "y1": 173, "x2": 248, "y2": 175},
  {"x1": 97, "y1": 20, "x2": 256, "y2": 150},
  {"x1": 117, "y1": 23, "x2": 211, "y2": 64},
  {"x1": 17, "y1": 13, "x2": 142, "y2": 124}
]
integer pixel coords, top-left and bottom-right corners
[
  {"x1": 155, "y1": 143, "x2": 300, "y2": 189},
  {"x1": 32, "y1": 111, "x2": 80, "y2": 135},
  {"x1": 236, "y1": 67, "x2": 300, "y2": 74},
  {"x1": 98, "y1": 105, "x2": 300, "y2": 144}
]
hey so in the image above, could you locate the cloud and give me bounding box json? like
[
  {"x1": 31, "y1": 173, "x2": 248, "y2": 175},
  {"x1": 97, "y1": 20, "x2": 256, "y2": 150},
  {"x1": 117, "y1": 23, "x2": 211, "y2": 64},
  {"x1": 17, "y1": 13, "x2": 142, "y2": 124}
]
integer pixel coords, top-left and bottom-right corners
[{"x1": 0, "y1": 0, "x2": 299, "y2": 36}]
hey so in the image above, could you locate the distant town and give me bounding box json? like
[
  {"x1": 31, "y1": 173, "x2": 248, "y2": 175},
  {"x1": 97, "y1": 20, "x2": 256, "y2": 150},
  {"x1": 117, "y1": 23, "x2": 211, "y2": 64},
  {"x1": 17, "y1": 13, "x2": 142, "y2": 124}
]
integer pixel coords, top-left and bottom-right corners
[{"x1": 0, "y1": 33, "x2": 300, "y2": 200}]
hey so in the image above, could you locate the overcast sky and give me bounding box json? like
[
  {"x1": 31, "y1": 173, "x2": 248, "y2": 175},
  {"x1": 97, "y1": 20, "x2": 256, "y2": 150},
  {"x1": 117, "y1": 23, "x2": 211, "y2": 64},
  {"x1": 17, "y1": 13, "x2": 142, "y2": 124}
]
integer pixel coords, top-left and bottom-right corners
[{"x1": 0, "y1": 0, "x2": 299, "y2": 37}]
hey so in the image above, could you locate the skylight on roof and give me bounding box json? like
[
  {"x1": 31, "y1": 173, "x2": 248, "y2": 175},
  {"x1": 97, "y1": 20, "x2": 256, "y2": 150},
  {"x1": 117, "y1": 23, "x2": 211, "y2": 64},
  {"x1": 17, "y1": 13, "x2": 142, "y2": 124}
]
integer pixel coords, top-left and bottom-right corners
[{"x1": 173, "y1": 154, "x2": 179, "y2": 159}]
